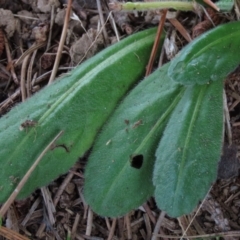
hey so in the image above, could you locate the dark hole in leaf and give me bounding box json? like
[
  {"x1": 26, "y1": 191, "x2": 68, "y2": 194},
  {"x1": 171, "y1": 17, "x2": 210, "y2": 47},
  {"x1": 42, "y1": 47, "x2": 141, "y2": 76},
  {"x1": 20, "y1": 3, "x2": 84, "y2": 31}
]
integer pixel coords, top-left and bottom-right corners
[{"x1": 130, "y1": 154, "x2": 144, "y2": 169}]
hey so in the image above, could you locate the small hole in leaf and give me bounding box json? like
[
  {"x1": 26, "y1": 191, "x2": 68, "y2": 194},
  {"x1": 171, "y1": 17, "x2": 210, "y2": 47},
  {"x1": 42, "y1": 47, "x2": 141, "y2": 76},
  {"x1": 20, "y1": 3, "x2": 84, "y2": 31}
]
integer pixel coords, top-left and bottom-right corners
[{"x1": 130, "y1": 154, "x2": 144, "y2": 169}]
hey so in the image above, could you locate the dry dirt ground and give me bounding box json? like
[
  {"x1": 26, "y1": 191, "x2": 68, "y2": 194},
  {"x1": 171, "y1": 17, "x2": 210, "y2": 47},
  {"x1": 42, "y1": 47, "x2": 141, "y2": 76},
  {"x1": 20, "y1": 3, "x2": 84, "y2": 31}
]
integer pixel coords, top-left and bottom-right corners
[{"x1": 1, "y1": 0, "x2": 240, "y2": 239}]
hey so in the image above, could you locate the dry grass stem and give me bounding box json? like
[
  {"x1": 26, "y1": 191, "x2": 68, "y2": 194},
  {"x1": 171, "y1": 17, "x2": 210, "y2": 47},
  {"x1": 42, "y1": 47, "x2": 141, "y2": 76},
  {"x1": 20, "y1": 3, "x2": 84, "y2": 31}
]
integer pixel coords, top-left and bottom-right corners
[
  {"x1": 4, "y1": 35, "x2": 19, "y2": 85},
  {"x1": 47, "y1": 5, "x2": 55, "y2": 51},
  {"x1": 0, "y1": 225, "x2": 30, "y2": 240},
  {"x1": 143, "y1": 213, "x2": 152, "y2": 240},
  {"x1": 109, "y1": 11, "x2": 120, "y2": 42},
  {"x1": 48, "y1": 0, "x2": 72, "y2": 84},
  {"x1": 125, "y1": 214, "x2": 132, "y2": 239},
  {"x1": 224, "y1": 90, "x2": 233, "y2": 145},
  {"x1": 21, "y1": 197, "x2": 41, "y2": 226},
  {"x1": 71, "y1": 213, "x2": 80, "y2": 239},
  {"x1": 96, "y1": 0, "x2": 109, "y2": 45},
  {"x1": 145, "y1": 9, "x2": 167, "y2": 76},
  {"x1": 20, "y1": 52, "x2": 30, "y2": 101},
  {"x1": 14, "y1": 42, "x2": 46, "y2": 67},
  {"x1": 53, "y1": 171, "x2": 75, "y2": 206},
  {"x1": 168, "y1": 18, "x2": 192, "y2": 42},
  {"x1": 0, "y1": 88, "x2": 20, "y2": 113},
  {"x1": 151, "y1": 211, "x2": 166, "y2": 240},
  {"x1": 26, "y1": 49, "x2": 37, "y2": 97},
  {"x1": 156, "y1": 230, "x2": 240, "y2": 239},
  {"x1": 142, "y1": 202, "x2": 156, "y2": 224},
  {"x1": 41, "y1": 187, "x2": 56, "y2": 225},
  {"x1": 107, "y1": 218, "x2": 117, "y2": 240},
  {"x1": 86, "y1": 208, "x2": 93, "y2": 236}
]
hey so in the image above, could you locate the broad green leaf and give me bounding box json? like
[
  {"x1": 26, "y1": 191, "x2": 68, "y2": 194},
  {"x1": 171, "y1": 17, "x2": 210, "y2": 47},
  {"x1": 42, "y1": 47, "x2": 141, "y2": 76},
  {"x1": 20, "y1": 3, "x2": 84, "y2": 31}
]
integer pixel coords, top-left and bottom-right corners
[
  {"x1": 84, "y1": 63, "x2": 185, "y2": 217},
  {"x1": 168, "y1": 21, "x2": 240, "y2": 85},
  {"x1": 0, "y1": 28, "x2": 161, "y2": 203},
  {"x1": 153, "y1": 80, "x2": 223, "y2": 217},
  {"x1": 216, "y1": 0, "x2": 234, "y2": 11}
]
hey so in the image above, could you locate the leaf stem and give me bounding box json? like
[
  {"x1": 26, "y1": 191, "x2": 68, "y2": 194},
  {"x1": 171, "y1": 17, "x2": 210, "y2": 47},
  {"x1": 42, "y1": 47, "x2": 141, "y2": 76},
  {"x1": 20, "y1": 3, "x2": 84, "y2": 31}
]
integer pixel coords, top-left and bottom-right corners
[
  {"x1": 146, "y1": 9, "x2": 167, "y2": 76},
  {"x1": 109, "y1": 1, "x2": 195, "y2": 12}
]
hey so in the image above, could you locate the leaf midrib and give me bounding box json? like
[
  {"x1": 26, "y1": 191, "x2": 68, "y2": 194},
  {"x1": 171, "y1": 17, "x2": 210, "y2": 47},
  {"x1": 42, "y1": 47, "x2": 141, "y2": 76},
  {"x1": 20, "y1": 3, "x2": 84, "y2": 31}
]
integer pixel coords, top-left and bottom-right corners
[
  {"x1": 173, "y1": 85, "x2": 207, "y2": 210},
  {"x1": 5, "y1": 32, "x2": 156, "y2": 166},
  {"x1": 102, "y1": 88, "x2": 185, "y2": 205}
]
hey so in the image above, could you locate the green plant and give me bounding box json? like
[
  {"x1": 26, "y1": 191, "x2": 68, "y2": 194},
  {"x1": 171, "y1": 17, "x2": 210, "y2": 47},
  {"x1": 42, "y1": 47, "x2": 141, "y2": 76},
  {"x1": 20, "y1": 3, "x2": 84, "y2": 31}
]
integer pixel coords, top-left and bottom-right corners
[
  {"x1": 109, "y1": 0, "x2": 234, "y2": 12},
  {"x1": 0, "y1": 27, "x2": 163, "y2": 202},
  {"x1": 84, "y1": 21, "x2": 240, "y2": 217},
  {"x1": 0, "y1": 20, "x2": 239, "y2": 218}
]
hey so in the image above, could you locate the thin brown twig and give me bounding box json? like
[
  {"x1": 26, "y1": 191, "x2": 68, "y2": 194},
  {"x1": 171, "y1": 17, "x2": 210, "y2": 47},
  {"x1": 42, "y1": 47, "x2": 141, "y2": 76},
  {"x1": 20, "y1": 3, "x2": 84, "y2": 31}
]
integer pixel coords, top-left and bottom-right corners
[
  {"x1": 53, "y1": 171, "x2": 75, "y2": 205},
  {"x1": 48, "y1": 0, "x2": 72, "y2": 84},
  {"x1": 151, "y1": 211, "x2": 166, "y2": 240},
  {"x1": 46, "y1": 5, "x2": 55, "y2": 51},
  {"x1": 155, "y1": 230, "x2": 240, "y2": 239},
  {"x1": 181, "y1": 187, "x2": 212, "y2": 240},
  {"x1": 142, "y1": 202, "x2": 156, "y2": 224},
  {"x1": 0, "y1": 88, "x2": 21, "y2": 113},
  {"x1": 192, "y1": 217, "x2": 206, "y2": 236},
  {"x1": 178, "y1": 215, "x2": 195, "y2": 237},
  {"x1": 27, "y1": 49, "x2": 38, "y2": 97},
  {"x1": 117, "y1": 218, "x2": 124, "y2": 239},
  {"x1": 143, "y1": 213, "x2": 152, "y2": 240},
  {"x1": 86, "y1": 208, "x2": 93, "y2": 236},
  {"x1": 36, "y1": 169, "x2": 75, "y2": 237},
  {"x1": 14, "y1": 42, "x2": 46, "y2": 67},
  {"x1": 145, "y1": 9, "x2": 167, "y2": 76},
  {"x1": 224, "y1": 90, "x2": 232, "y2": 145},
  {"x1": 36, "y1": 223, "x2": 46, "y2": 238},
  {"x1": 0, "y1": 226, "x2": 30, "y2": 240},
  {"x1": 125, "y1": 214, "x2": 132, "y2": 240},
  {"x1": 21, "y1": 197, "x2": 41, "y2": 226},
  {"x1": 109, "y1": 11, "x2": 120, "y2": 42},
  {"x1": 40, "y1": 186, "x2": 56, "y2": 225},
  {"x1": 105, "y1": 217, "x2": 111, "y2": 231},
  {"x1": 20, "y1": 51, "x2": 30, "y2": 101},
  {"x1": 168, "y1": 18, "x2": 192, "y2": 42},
  {"x1": 0, "y1": 131, "x2": 63, "y2": 218},
  {"x1": 96, "y1": 0, "x2": 109, "y2": 45},
  {"x1": 4, "y1": 35, "x2": 19, "y2": 85},
  {"x1": 203, "y1": 0, "x2": 219, "y2": 11},
  {"x1": 107, "y1": 218, "x2": 117, "y2": 240},
  {"x1": 71, "y1": 213, "x2": 81, "y2": 239}
]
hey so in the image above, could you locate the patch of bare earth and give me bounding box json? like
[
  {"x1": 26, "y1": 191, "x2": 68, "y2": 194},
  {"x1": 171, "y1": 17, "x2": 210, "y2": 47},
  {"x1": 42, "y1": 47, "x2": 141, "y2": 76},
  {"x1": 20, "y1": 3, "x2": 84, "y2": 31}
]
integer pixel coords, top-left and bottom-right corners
[{"x1": 0, "y1": 0, "x2": 240, "y2": 239}]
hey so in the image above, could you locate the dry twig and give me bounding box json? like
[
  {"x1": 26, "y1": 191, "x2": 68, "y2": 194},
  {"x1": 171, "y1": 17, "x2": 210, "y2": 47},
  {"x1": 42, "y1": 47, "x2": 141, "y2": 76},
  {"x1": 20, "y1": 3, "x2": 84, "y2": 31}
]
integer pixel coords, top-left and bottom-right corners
[{"x1": 48, "y1": 0, "x2": 72, "y2": 84}]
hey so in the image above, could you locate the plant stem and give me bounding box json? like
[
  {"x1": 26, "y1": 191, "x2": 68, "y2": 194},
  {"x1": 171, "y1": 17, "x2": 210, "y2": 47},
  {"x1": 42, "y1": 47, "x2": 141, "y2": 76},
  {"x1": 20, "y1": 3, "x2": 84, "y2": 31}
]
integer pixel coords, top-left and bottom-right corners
[{"x1": 109, "y1": 1, "x2": 195, "y2": 11}]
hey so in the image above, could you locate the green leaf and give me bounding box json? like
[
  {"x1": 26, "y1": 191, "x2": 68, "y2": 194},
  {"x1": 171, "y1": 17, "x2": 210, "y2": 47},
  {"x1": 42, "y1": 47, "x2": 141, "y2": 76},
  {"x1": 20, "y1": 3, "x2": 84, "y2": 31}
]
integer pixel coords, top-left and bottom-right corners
[
  {"x1": 0, "y1": 27, "x2": 161, "y2": 203},
  {"x1": 153, "y1": 80, "x2": 223, "y2": 217},
  {"x1": 168, "y1": 21, "x2": 240, "y2": 85},
  {"x1": 216, "y1": 0, "x2": 234, "y2": 11},
  {"x1": 84, "y1": 63, "x2": 185, "y2": 217}
]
